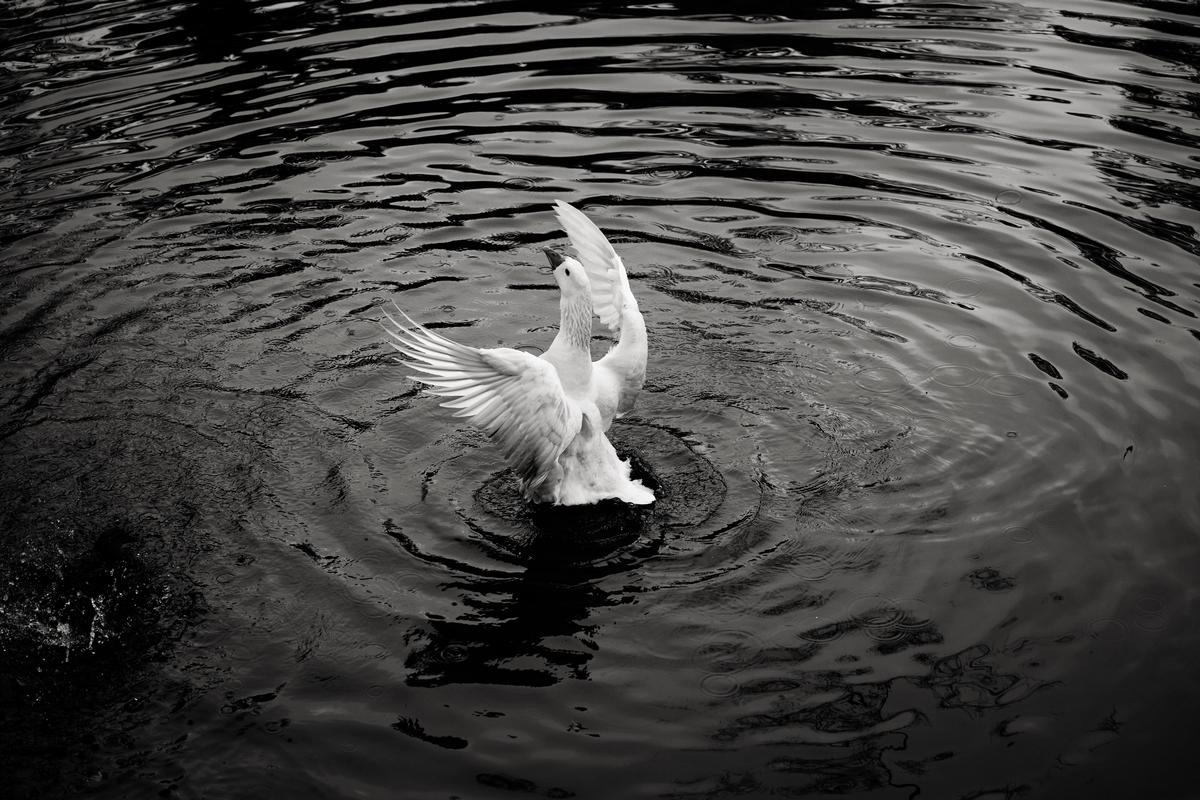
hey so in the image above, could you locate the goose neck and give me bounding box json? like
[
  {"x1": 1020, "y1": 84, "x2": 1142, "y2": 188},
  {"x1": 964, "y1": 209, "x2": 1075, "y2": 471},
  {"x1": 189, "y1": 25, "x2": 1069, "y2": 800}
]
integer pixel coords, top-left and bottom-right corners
[{"x1": 556, "y1": 292, "x2": 592, "y2": 353}]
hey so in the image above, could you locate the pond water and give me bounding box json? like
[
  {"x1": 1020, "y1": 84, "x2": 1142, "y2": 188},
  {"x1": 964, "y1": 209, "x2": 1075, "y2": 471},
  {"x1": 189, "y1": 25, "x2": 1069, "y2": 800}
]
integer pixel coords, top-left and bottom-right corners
[{"x1": 1, "y1": 1, "x2": 1198, "y2": 798}]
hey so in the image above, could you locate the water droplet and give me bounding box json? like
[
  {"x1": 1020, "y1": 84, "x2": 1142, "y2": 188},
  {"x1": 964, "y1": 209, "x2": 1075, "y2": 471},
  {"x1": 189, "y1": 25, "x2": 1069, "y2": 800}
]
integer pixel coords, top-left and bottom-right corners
[
  {"x1": 985, "y1": 374, "x2": 1030, "y2": 396},
  {"x1": 436, "y1": 642, "x2": 470, "y2": 663},
  {"x1": 700, "y1": 674, "x2": 740, "y2": 697},
  {"x1": 793, "y1": 552, "x2": 835, "y2": 580},
  {"x1": 930, "y1": 364, "x2": 980, "y2": 387},
  {"x1": 1088, "y1": 618, "x2": 1127, "y2": 640},
  {"x1": 362, "y1": 642, "x2": 388, "y2": 660},
  {"x1": 854, "y1": 367, "x2": 907, "y2": 393},
  {"x1": 947, "y1": 278, "x2": 982, "y2": 297},
  {"x1": 1005, "y1": 525, "x2": 1034, "y2": 543},
  {"x1": 695, "y1": 630, "x2": 763, "y2": 673},
  {"x1": 798, "y1": 623, "x2": 842, "y2": 644},
  {"x1": 848, "y1": 595, "x2": 906, "y2": 642}
]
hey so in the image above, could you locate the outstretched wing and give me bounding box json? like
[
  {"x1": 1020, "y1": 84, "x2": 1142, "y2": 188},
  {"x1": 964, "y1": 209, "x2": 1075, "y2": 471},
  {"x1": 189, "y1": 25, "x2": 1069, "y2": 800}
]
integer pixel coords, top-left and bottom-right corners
[
  {"x1": 553, "y1": 200, "x2": 635, "y2": 336},
  {"x1": 381, "y1": 305, "x2": 580, "y2": 492}
]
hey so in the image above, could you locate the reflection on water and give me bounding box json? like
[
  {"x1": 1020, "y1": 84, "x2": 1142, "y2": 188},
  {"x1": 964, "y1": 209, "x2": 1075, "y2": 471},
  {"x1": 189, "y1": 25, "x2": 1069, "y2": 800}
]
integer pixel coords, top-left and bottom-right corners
[{"x1": 1, "y1": 0, "x2": 1198, "y2": 797}]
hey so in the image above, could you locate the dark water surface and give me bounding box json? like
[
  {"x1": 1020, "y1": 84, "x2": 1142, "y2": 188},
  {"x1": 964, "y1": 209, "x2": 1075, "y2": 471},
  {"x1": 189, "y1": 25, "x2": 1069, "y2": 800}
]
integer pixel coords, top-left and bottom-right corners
[{"x1": 2, "y1": 0, "x2": 1198, "y2": 797}]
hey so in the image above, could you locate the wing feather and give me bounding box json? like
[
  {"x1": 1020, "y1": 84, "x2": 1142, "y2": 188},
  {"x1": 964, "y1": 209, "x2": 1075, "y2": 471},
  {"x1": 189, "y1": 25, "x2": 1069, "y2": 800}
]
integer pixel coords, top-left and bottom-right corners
[
  {"x1": 553, "y1": 200, "x2": 633, "y2": 336},
  {"x1": 381, "y1": 304, "x2": 580, "y2": 490}
]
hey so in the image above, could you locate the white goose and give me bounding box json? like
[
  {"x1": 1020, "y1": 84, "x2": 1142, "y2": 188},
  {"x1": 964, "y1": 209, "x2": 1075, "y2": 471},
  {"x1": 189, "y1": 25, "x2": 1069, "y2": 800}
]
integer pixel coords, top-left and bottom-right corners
[{"x1": 382, "y1": 201, "x2": 654, "y2": 506}]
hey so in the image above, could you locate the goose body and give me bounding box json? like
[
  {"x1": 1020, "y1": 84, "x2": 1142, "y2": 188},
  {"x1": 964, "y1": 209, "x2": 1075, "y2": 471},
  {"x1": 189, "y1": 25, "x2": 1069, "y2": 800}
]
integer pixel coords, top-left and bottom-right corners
[{"x1": 383, "y1": 201, "x2": 654, "y2": 506}]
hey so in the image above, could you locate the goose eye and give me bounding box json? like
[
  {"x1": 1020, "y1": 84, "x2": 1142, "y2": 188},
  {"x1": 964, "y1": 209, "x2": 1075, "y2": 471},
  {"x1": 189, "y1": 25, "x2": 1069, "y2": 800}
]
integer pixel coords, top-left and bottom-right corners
[{"x1": 564, "y1": 267, "x2": 571, "y2": 276}]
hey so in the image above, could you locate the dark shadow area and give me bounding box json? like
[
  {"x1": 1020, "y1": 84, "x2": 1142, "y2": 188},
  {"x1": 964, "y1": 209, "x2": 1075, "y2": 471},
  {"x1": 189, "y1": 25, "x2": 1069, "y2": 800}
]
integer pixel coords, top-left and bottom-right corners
[
  {"x1": 0, "y1": 505, "x2": 203, "y2": 795},
  {"x1": 402, "y1": 570, "x2": 613, "y2": 688}
]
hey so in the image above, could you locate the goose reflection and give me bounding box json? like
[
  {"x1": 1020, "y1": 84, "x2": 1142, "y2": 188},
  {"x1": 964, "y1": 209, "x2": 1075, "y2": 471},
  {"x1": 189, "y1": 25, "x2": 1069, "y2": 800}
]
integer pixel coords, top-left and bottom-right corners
[{"x1": 403, "y1": 568, "x2": 617, "y2": 688}]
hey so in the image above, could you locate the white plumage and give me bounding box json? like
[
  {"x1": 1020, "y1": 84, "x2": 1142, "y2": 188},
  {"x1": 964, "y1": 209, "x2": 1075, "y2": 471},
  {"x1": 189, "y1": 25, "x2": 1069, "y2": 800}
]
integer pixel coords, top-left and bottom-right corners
[{"x1": 382, "y1": 201, "x2": 654, "y2": 506}]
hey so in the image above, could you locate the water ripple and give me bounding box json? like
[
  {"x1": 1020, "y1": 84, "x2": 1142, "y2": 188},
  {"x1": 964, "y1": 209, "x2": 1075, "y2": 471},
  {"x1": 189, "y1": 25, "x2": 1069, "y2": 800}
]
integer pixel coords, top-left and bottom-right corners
[{"x1": 3, "y1": 1, "x2": 1199, "y2": 797}]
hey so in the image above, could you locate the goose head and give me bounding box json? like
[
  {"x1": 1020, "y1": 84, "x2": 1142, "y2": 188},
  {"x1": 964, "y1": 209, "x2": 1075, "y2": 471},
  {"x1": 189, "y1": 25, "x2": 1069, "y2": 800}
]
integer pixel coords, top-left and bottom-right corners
[{"x1": 544, "y1": 248, "x2": 591, "y2": 301}]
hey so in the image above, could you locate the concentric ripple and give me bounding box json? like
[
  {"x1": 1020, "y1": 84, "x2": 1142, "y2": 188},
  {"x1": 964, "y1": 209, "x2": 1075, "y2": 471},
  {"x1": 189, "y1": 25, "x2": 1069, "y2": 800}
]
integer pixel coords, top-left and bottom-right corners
[{"x1": 2, "y1": 1, "x2": 1198, "y2": 798}]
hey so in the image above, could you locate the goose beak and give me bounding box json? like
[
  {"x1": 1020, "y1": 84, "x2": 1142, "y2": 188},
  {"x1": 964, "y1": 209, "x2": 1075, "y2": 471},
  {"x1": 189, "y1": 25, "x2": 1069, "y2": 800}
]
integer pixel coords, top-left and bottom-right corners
[{"x1": 542, "y1": 248, "x2": 566, "y2": 268}]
